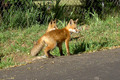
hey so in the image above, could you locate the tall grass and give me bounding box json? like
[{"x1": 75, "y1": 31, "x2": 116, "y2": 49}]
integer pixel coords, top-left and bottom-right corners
[
  {"x1": 0, "y1": 14, "x2": 120, "y2": 69},
  {"x1": 0, "y1": 0, "x2": 66, "y2": 31}
]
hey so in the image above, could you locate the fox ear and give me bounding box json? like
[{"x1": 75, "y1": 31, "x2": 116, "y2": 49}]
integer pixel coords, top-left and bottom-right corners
[
  {"x1": 50, "y1": 20, "x2": 53, "y2": 24},
  {"x1": 75, "y1": 19, "x2": 78, "y2": 22},
  {"x1": 54, "y1": 18, "x2": 57, "y2": 22},
  {"x1": 53, "y1": 18, "x2": 57, "y2": 23},
  {"x1": 49, "y1": 20, "x2": 52, "y2": 25},
  {"x1": 69, "y1": 19, "x2": 73, "y2": 25}
]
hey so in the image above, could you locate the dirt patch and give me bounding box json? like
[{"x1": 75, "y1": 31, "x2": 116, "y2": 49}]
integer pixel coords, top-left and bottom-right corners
[
  {"x1": 13, "y1": 54, "x2": 32, "y2": 63},
  {"x1": 12, "y1": 54, "x2": 44, "y2": 63},
  {"x1": 1, "y1": 53, "x2": 46, "y2": 66},
  {"x1": 2, "y1": 53, "x2": 32, "y2": 64}
]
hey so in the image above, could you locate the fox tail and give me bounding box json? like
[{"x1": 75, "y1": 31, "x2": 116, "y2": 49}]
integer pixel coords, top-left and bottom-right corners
[{"x1": 31, "y1": 38, "x2": 45, "y2": 56}]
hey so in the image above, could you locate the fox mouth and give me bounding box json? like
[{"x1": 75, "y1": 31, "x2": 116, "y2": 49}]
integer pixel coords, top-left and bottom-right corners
[
  {"x1": 69, "y1": 29, "x2": 79, "y2": 33},
  {"x1": 49, "y1": 28, "x2": 56, "y2": 31}
]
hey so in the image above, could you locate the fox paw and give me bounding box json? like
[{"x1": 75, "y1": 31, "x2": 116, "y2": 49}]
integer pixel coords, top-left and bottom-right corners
[
  {"x1": 67, "y1": 53, "x2": 71, "y2": 56},
  {"x1": 41, "y1": 55, "x2": 47, "y2": 58},
  {"x1": 48, "y1": 55, "x2": 55, "y2": 58}
]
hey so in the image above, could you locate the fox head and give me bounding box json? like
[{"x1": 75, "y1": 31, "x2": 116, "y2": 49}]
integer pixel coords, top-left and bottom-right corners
[
  {"x1": 47, "y1": 19, "x2": 58, "y2": 32},
  {"x1": 67, "y1": 19, "x2": 79, "y2": 33}
]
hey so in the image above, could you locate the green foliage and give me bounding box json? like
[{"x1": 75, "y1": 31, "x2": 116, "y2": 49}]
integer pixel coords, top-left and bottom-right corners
[
  {"x1": 2, "y1": 8, "x2": 39, "y2": 29},
  {"x1": 37, "y1": 0, "x2": 66, "y2": 24},
  {"x1": 0, "y1": 0, "x2": 66, "y2": 30},
  {"x1": 0, "y1": 0, "x2": 39, "y2": 30},
  {"x1": 52, "y1": 0, "x2": 66, "y2": 19},
  {"x1": 0, "y1": 57, "x2": 15, "y2": 69},
  {"x1": 83, "y1": 0, "x2": 120, "y2": 19},
  {"x1": 7, "y1": 0, "x2": 34, "y2": 9}
]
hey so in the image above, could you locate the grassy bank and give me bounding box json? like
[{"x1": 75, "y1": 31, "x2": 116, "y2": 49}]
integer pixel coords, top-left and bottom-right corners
[{"x1": 0, "y1": 14, "x2": 120, "y2": 69}]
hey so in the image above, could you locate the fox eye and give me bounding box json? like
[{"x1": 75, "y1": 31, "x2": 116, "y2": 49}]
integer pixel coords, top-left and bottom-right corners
[
  {"x1": 50, "y1": 21, "x2": 52, "y2": 24},
  {"x1": 74, "y1": 21, "x2": 77, "y2": 24}
]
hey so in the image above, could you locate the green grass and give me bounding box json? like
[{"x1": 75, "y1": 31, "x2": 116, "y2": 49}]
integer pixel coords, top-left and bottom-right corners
[
  {"x1": 0, "y1": 57, "x2": 15, "y2": 69},
  {"x1": 0, "y1": 14, "x2": 120, "y2": 69},
  {"x1": 0, "y1": 24, "x2": 48, "y2": 69}
]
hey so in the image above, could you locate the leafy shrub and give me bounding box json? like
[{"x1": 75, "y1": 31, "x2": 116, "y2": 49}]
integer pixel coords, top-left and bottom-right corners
[{"x1": 0, "y1": 0, "x2": 66, "y2": 30}]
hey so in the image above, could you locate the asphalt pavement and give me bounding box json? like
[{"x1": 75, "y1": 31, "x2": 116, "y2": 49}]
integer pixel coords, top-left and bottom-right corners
[{"x1": 0, "y1": 48, "x2": 120, "y2": 80}]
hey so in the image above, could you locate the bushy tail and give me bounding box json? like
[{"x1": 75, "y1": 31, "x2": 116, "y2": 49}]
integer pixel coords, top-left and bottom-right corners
[{"x1": 31, "y1": 39, "x2": 45, "y2": 56}]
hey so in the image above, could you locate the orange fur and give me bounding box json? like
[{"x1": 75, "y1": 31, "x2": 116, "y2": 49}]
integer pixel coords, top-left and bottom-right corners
[
  {"x1": 46, "y1": 19, "x2": 58, "y2": 32},
  {"x1": 31, "y1": 19, "x2": 79, "y2": 58},
  {"x1": 32, "y1": 19, "x2": 58, "y2": 45}
]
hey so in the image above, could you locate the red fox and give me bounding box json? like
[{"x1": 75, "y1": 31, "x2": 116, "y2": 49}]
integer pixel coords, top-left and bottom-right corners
[
  {"x1": 31, "y1": 19, "x2": 79, "y2": 58},
  {"x1": 46, "y1": 19, "x2": 58, "y2": 32},
  {"x1": 33, "y1": 19, "x2": 58, "y2": 45}
]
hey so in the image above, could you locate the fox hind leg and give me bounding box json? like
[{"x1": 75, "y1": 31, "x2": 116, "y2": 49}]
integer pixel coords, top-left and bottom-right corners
[
  {"x1": 44, "y1": 42, "x2": 56, "y2": 58},
  {"x1": 57, "y1": 43, "x2": 64, "y2": 56},
  {"x1": 48, "y1": 50, "x2": 54, "y2": 58}
]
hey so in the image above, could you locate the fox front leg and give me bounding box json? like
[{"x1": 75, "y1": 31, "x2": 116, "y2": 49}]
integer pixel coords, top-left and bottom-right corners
[{"x1": 65, "y1": 39, "x2": 70, "y2": 56}]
